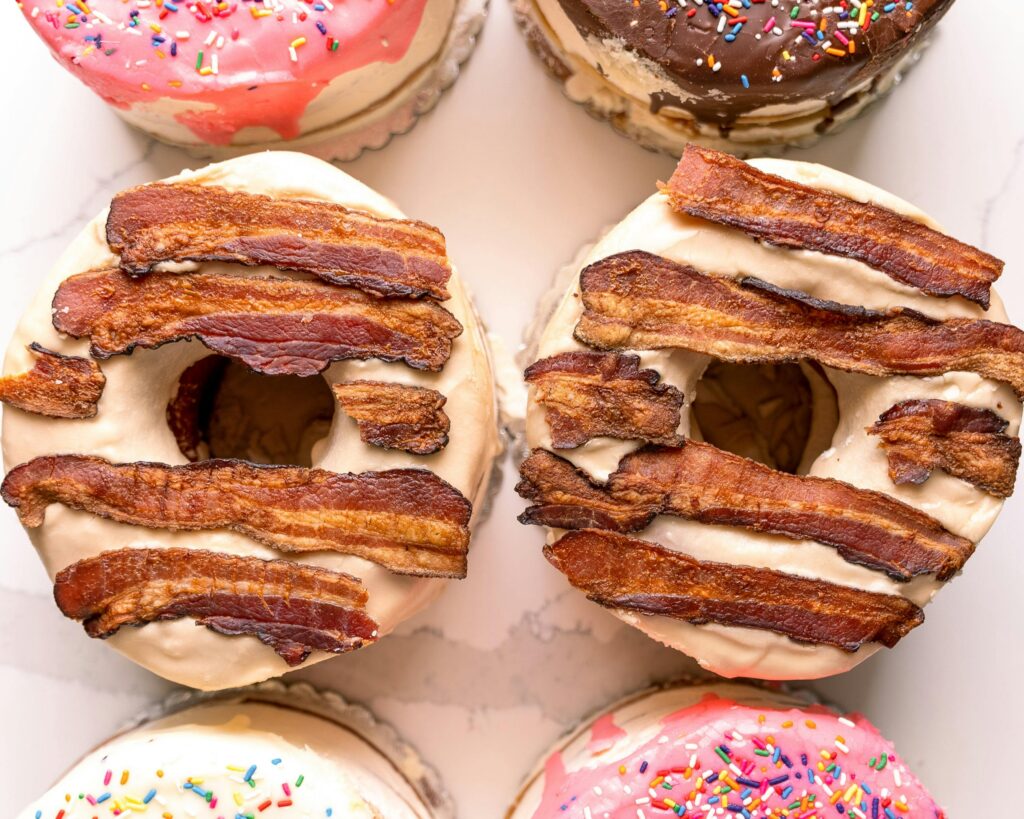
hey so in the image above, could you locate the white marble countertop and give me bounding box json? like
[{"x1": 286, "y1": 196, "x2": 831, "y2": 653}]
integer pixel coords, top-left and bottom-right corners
[{"x1": 1, "y1": 1, "x2": 1022, "y2": 814}]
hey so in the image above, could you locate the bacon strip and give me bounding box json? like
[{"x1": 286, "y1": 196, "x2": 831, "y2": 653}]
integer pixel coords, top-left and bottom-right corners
[
  {"x1": 869, "y1": 399, "x2": 1021, "y2": 498},
  {"x1": 333, "y1": 381, "x2": 450, "y2": 455},
  {"x1": 0, "y1": 343, "x2": 105, "y2": 419},
  {"x1": 166, "y1": 355, "x2": 228, "y2": 461},
  {"x1": 52, "y1": 269, "x2": 463, "y2": 377},
  {"x1": 544, "y1": 530, "x2": 924, "y2": 651},
  {"x1": 106, "y1": 183, "x2": 452, "y2": 300},
  {"x1": 575, "y1": 251, "x2": 1024, "y2": 397},
  {"x1": 2, "y1": 456, "x2": 472, "y2": 578},
  {"x1": 518, "y1": 444, "x2": 973, "y2": 582},
  {"x1": 53, "y1": 547, "x2": 378, "y2": 665},
  {"x1": 525, "y1": 352, "x2": 683, "y2": 448},
  {"x1": 664, "y1": 145, "x2": 1002, "y2": 308}
]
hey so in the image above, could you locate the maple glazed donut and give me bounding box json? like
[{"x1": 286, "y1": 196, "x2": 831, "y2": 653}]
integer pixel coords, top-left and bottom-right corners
[
  {"x1": 18, "y1": 0, "x2": 480, "y2": 153},
  {"x1": 0, "y1": 151, "x2": 501, "y2": 690},
  {"x1": 18, "y1": 683, "x2": 452, "y2": 818},
  {"x1": 506, "y1": 680, "x2": 947, "y2": 818},
  {"x1": 518, "y1": 144, "x2": 1024, "y2": 680},
  {"x1": 512, "y1": 0, "x2": 955, "y2": 155}
]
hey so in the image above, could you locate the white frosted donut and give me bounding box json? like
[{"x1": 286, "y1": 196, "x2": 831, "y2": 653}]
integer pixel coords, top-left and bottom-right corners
[
  {"x1": 17, "y1": 688, "x2": 443, "y2": 818},
  {"x1": 1, "y1": 152, "x2": 501, "y2": 691},
  {"x1": 525, "y1": 156, "x2": 1021, "y2": 680}
]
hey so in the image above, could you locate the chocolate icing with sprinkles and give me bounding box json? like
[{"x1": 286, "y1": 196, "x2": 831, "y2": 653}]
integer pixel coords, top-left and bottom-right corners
[{"x1": 550, "y1": 0, "x2": 953, "y2": 123}]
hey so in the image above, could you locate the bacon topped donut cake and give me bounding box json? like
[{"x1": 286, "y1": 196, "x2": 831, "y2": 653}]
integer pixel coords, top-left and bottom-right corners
[
  {"x1": 506, "y1": 681, "x2": 946, "y2": 818},
  {"x1": 18, "y1": 0, "x2": 483, "y2": 154},
  {"x1": 513, "y1": 0, "x2": 955, "y2": 155},
  {"x1": 518, "y1": 144, "x2": 1022, "y2": 680},
  {"x1": 0, "y1": 151, "x2": 500, "y2": 690}
]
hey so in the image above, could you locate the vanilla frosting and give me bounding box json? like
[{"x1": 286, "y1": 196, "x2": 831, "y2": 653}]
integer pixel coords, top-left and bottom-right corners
[
  {"x1": 19, "y1": 0, "x2": 456, "y2": 147},
  {"x1": 1, "y1": 151, "x2": 502, "y2": 690},
  {"x1": 525, "y1": 157, "x2": 1020, "y2": 680},
  {"x1": 17, "y1": 698, "x2": 433, "y2": 818},
  {"x1": 507, "y1": 681, "x2": 944, "y2": 818}
]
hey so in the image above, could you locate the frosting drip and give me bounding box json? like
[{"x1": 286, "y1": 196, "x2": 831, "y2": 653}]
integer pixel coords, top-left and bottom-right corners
[
  {"x1": 20, "y1": 0, "x2": 429, "y2": 143},
  {"x1": 550, "y1": 0, "x2": 954, "y2": 122}
]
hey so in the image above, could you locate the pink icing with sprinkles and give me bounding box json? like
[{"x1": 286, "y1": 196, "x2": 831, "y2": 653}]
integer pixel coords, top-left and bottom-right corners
[
  {"x1": 533, "y1": 693, "x2": 945, "y2": 819},
  {"x1": 17, "y1": 0, "x2": 429, "y2": 143}
]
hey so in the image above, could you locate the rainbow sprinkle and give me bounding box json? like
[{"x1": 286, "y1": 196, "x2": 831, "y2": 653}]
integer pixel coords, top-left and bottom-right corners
[
  {"x1": 27, "y1": 753, "x2": 335, "y2": 818},
  {"x1": 548, "y1": 707, "x2": 944, "y2": 819},
  {"x1": 660, "y1": 0, "x2": 919, "y2": 88}
]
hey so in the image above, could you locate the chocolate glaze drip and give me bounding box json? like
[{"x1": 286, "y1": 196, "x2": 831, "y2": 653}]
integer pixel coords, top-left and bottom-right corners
[{"x1": 552, "y1": 0, "x2": 953, "y2": 123}]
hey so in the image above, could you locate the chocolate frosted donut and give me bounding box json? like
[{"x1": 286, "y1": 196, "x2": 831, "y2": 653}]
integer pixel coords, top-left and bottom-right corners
[{"x1": 513, "y1": 0, "x2": 955, "y2": 154}]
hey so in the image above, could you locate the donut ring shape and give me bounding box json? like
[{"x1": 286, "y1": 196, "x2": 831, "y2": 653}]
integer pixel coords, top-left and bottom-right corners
[
  {"x1": 1, "y1": 152, "x2": 501, "y2": 691},
  {"x1": 524, "y1": 156, "x2": 1021, "y2": 680}
]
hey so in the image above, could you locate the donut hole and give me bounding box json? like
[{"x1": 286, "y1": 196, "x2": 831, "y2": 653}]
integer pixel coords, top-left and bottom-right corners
[
  {"x1": 167, "y1": 355, "x2": 335, "y2": 467},
  {"x1": 690, "y1": 361, "x2": 838, "y2": 475}
]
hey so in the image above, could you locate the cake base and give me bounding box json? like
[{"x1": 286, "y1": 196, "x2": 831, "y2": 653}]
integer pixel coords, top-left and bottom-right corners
[
  {"x1": 511, "y1": 0, "x2": 930, "y2": 157},
  {"x1": 120, "y1": 0, "x2": 487, "y2": 162},
  {"x1": 124, "y1": 680, "x2": 456, "y2": 818}
]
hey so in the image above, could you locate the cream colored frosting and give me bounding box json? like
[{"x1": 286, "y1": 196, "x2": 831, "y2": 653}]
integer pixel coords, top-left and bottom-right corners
[
  {"x1": 519, "y1": 0, "x2": 919, "y2": 154},
  {"x1": 111, "y1": 0, "x2": 457, "y2": 148},
  {"x1": 17, "y1": 700, "x2": 432, "y2": 818},
  {"x1": 526, "y1": 157, "x2": 1021, "y2": 680},
  {"x1": 1, "y1": 151, "x2": 502, "y2": 690}
]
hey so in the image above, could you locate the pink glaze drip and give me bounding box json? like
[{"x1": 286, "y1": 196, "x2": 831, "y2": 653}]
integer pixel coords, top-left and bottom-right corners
[
  {"x1": 587, "y1": 713, "x2": 627, "y2": 756},
  {"x1": 20, "y1": 0, "x2": 430, "y2": 143},
  {"x1": 531, "y1": 692, "x2": 945, "y2": 818}
]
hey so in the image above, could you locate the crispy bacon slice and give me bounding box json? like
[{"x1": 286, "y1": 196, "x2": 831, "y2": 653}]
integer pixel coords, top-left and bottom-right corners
[
  {"x1": 518, "y1": 448, "x2": 654, "y2": 531},
  {"x1": 106, "y1": 183, "x2": 452, "y2": 300},
  {"x1": 52, "y1": 269, "x2": 462, "y2": 377},
  {"x1": 333, "y1": 380, "x2": 450, "y2": 455},
  {"x1": 166, "y1": 355, "x2": 229, "y2": 461},
  {"x1": 575, "y1": 251, "x2": 1024, "y2": 398},
  {"x1": 524, "y1": 352, "x2": 683, "y2": 448},
  {"x1": 664, "y1": 145, "x2": 1002, "y2": 308},
  {"x1": 53, "y1": 547, "x2": 378, "y2": 665},
  {"x1": 869, "y1": 399, "x2": 1021, "y2": 498},
  {"x1": 3, "y1": 456, "x2": 472, "y2": 578},
  {"x1": 0, "y1": 343, "x2": 105, "y2": 419},
  {"x1": 518, "y1": 444, "x2": 973, "y2": 582},
  {"x1": 544, "y1": 530, "x2": 924, "y2": 651}
]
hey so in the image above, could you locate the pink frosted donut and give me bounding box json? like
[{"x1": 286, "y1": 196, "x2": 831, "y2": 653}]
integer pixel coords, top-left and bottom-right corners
[
  {"x1": 507, "y1": 682, "x2": 945, "y2": 819},
  {"x1": 18, "y1": 0, "x2": 473, "y2": 149}
]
